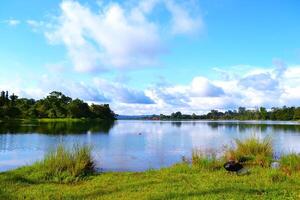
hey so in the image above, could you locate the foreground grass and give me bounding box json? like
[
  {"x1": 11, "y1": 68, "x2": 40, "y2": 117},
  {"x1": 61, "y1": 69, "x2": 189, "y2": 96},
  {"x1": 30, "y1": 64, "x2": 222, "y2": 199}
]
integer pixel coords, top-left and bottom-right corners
[
  {"x1": 1, "y1": 137, "x2": 300, "y2": 199},
  {"x1": 225, "y1": 136, "x2": 273, "y2": 167},
  {"x1": 1, "y1": 163, "x2": 300, "y2": 200},
  {"x1": 31, "y1": 145, "x2": 95, "y2": 183}
]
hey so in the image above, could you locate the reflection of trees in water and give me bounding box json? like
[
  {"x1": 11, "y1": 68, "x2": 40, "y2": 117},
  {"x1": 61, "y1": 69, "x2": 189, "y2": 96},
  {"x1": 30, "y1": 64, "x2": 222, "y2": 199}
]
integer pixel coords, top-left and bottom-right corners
[
  {"x1": 171, "y1": 121, "x2": 182, "y2": 128},
  {"x1": 206, "y1": 122, "x2": 300, "y2": 133},
  {"x1": 0, "y1": 120, "x2": 115, "y2": 134}
]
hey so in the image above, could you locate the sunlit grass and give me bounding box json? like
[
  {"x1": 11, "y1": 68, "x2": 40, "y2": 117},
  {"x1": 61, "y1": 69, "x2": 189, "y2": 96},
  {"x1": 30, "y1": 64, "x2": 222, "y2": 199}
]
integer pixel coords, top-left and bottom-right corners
[
  {"x1": 32, "y1": 144, "x2": 94, "y2": 182},
  {"x1": 280, "y1": 153, "x2": 300, "y2": 175},
  {"x1": 191, "y1": 149, "x2": 223, "y2": 170},
  {"x1": 225, "y1": 135, "x2": 273, "y2": 167},
  {"x1": 1, "y1": 163, "x2": 300, "y2": 199}
]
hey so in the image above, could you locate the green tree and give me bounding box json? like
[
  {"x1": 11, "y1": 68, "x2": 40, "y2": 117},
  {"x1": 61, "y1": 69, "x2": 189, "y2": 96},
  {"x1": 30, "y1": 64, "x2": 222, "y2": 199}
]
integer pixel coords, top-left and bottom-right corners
[
  {"x1": 294, "y1": 108, "x2": 300, "y2": 120},
  {"x1": 67, "y1": 99, "x2": 90, "y2": 118},
  {"x1": 90, "y1": 104, "x2": 115, "y2": 120},
  {"x1": 259, "y1": 107, "x2": 268, "y2": 120}
]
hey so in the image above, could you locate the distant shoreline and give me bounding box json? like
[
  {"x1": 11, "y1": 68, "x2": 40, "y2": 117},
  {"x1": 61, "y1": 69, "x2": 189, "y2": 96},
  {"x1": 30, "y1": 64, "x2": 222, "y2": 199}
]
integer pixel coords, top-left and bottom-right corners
[{"x1": 116, "y1": 118, "x2": 300, "y2": 123}]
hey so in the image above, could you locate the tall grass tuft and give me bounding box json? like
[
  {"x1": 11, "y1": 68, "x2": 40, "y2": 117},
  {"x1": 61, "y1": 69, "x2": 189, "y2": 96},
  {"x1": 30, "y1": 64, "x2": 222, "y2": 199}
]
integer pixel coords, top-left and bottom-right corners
[
  {"x1": 192, "y1": 149, "x2": 223, "y2": 171},
  {"x1": 225, "y1": 136, "x2": 273, "y2": 167},
  {"x1": 35, "y1": 144, "x2": 95, "y2": 182},
  {"x1": 280, "y1": 153, "x2": 300, "y2": 175}
]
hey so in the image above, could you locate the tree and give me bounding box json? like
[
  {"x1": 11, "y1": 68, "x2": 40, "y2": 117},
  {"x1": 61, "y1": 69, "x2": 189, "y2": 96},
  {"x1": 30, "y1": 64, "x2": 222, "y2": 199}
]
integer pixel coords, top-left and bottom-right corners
[
  {"x1": 0, "y1": 90, "x2": 116, "y2": 120},
  {"x1": 44, "y1": 91, "x2": 72, "y2": 118},
  {"x1": 294, "y1": 108, "x2": 300, "y2": 120},
  {"x1": 171, "y1": 111, "x2": 182, "y2": 119},
  {"x1": 0, "y1": 91, "x2": 5, "y2": 106},
  {"x1": 90, "y1": 104, "x2": 115, "y2": 120},
  {"x1": 10, "y1": 93, "x2": 18, "y2": 106},
  {"x1": 67, "y1": 99, "x2": 90, "y2": 118},
  {"x1": 259, "y1": 107, "x2": 268, "y2": 120},
  {"x1": 238, "y1": 107, "x2": 246, "y2": 114},
  {"x1": 192, "y1": 113, "x2": 197, "y2": 119}
]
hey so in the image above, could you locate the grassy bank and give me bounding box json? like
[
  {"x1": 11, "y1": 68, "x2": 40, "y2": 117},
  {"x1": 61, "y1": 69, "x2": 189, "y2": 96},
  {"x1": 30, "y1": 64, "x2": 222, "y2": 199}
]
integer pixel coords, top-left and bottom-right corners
[
  {"x1": 1, "y1": 138, "x2": 300, "y2": 199},
  {"x1": 1, "y1": 164, "x2": 300, "y2": 199}
]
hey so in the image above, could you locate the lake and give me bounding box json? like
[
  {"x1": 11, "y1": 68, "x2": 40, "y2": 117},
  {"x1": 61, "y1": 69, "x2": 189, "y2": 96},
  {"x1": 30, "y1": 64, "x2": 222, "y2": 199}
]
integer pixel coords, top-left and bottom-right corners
[{"x1": 1, "y1": 120, "x2": 300, "y2": 172}]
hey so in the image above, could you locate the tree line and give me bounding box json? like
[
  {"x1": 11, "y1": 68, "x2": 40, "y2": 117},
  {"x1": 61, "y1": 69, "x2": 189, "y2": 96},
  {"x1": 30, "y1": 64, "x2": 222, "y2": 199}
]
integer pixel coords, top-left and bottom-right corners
[
  {"x1": 0, "y1": 91, "x2": 115, "y2": 120},
  {"x1": 150, "y1": 106, "x2": 300, "y2": 121}
]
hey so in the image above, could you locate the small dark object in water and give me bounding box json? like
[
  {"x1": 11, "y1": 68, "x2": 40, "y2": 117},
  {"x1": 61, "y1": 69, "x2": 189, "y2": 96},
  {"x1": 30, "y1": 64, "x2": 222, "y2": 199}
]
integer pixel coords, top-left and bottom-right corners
[
  {"x1": 138, "y1": 133, "x2": 142, "y2": 135},
  {"x1": 223, "y1": 161, "x2": 243, "y2": 172}
]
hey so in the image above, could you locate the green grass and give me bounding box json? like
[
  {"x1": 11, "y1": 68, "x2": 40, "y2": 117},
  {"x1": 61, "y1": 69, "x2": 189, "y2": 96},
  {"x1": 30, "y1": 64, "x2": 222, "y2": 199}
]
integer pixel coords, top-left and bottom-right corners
[
  {"x1": 1, "y1": 163, "x2": 300, "y2": 199},
  {"x1": 37, "y1": 118, "x2": 88, "y2": 122},
  {"x1": 31, "y1": 118, "x2": 107, "y2": 123},
  {"x1": 24, "y1": 145, "x2": 95, "y2": 183},
  {"x1": 191, "y1": 149, "x2": 223, "y2": 171},
  {"x1": 225, "y1": 136, "x2": 273, "y2": 167},
  {"x1": 280, "y1": 153, "x2": 300, "y2": 175}
]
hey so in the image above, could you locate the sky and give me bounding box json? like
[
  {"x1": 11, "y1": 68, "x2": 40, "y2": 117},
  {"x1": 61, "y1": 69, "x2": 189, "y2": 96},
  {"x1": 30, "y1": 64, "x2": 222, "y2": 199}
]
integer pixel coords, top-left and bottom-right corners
[{"x1": 0, "y1": 0, "x2": 300, "y2": 115}]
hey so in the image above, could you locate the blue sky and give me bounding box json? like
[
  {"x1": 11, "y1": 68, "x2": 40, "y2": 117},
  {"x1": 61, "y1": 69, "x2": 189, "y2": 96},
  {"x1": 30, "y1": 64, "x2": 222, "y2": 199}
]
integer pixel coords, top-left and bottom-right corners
[{"x1": 1, "y1": 0, "x2": 300, "y2": 114}]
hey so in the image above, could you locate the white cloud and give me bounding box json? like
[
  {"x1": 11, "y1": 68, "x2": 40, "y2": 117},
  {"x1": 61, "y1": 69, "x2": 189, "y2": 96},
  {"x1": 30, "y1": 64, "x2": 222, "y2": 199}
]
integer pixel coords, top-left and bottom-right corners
[
  {"x1": 190, "y1": 77, "x2": 224, "y2": 97},
  {"x1": 165, "y1": 0, "x2": 203, "y2": 35},
  {"x1": 143, "y1": 64, "x2": 300, "y2": 114},
  {"x1": 2, "y1": 62, "x2": 300, "y2": 115},
  {"x1": 0, "y1": 75, "x2": 109, "y2": 103},
  {"x1": 93, "y1": 78, "x2": 154, "y2": 104},
  {"x1": 26, "y1": 20, "x2": 41, "y2": 27},
  {"x1": 4, "y1": 19, "x2": 20, "y2": 26},
  {"x1": 238, "y1": 73, "x2": 279, "y2": 91},
  {"x1": 43, "y1": 0, "x2": 203, "y2": 72}
]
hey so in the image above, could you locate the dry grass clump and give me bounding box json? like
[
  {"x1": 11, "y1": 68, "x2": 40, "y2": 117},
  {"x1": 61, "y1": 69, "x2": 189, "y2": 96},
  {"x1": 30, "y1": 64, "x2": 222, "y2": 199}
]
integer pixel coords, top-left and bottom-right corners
[
  {"x1": 225, "y1": 136, "x2": 273, "y2": 167},
  {"x1": 279, "y1": 153, "x2": 300, "y2": 175},
  {"x1": 35, "y1": 144, "x2": 95, "y2": 182}
]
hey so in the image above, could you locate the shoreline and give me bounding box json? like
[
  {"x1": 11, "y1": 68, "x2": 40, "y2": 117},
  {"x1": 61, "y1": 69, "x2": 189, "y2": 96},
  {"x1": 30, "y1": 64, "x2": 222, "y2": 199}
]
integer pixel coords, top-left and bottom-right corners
[{"x1": 1, "y1": 163, "x2": 299, "y2": 199}]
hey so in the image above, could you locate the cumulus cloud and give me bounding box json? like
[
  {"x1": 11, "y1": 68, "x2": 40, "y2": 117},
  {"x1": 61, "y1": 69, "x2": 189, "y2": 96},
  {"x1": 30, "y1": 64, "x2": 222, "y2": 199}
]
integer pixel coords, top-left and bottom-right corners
[
  {"x1": 238, "y1": 73, "x2": 279, "y2": 91},
  {"x1": 143, "y1": 64, "x2": 300, "y2": 114},
  {"x1": 44, "y1": 0, "x2": 203, "y2": 72},
  {"x1": 147, "y1": 86, "x2": 190, "y2": 107},
  {"x1": 93, "y1": 78, "x2": 154, "y2": 104},
  {"x1": 146, "y1": 76, "x2": 227, "y2": 112},
  {"x1": 2, "y1": 62, "x2": 300, "y2": 115},
  {"x1": 0, "y1": 74, "x2": 153, "y2": 106},
  {"x1": 190, "y1": 77, "x2": 224, "y2": 97},
  {"x1": 0, "y1": 75, "x2": 109, "y2": 103},
  {"x1": 40, "y1": 76, "x2": 110, "y2": 102}
]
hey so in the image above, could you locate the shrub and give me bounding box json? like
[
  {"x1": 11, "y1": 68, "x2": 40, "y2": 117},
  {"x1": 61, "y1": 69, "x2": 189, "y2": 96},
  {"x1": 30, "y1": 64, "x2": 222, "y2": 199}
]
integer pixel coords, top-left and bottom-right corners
[
  {"x1": 280, "y1": 153, "x2": 300, "y2": 175},
  {"x1": 35, "y1": 144, "x2": 95, "y2": 182},
  {"x1": 192, "y1": 149, "x2": 223, "y2": 171},
  {"x1": 225, "y1": 136, "x2": 273, "y2": 167}
]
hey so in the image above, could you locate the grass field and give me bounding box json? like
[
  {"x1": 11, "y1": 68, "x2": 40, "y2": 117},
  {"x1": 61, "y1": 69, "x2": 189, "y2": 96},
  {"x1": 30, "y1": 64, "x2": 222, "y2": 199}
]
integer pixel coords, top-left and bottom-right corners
[{"x1": 1, "y1": 163, "x2": 300, "y2": 200}]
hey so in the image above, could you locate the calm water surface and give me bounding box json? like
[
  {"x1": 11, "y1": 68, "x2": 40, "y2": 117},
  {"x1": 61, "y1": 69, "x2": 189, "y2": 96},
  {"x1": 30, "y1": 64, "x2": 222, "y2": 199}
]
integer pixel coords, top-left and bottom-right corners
[{"x1": 1, "y1": 120, "x2": 300, "y2": 172}]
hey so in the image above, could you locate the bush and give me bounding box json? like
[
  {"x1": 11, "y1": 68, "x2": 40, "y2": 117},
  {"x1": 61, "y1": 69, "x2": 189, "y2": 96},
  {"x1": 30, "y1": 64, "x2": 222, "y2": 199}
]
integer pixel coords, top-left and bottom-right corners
[
  {"x1": 35, "y1": 144, "x2": 95, "y2": 182},
  {"x1": 280, "y1": 153, "x2": 300, "y2": 175},
  {"x1": 225, "y1": 136, "x2": 273, "y2": 167},
  {"x1": 192, "y1": 149, "x2": 223, "y2": 171}
]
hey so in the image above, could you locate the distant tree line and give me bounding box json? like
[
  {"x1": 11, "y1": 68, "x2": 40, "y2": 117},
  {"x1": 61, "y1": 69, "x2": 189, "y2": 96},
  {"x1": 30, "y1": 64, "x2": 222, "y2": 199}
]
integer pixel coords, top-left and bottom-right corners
[
  {"x1": 0, "y1": 91, "x2": 115, "y2": 120},
  {"x1": 148, "y1": 106, "x2": 300, "y2": 121}
]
